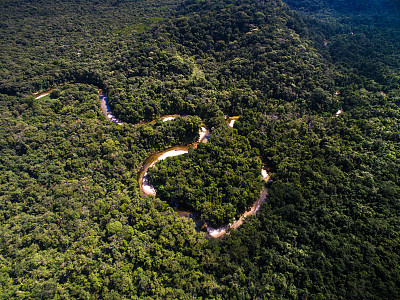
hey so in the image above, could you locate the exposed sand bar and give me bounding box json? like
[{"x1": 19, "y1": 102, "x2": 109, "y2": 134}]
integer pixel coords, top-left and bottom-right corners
[
  {"x1": 34, "y1": 88, "x2": 54, "y2": 99},
  {"x1": 99, "y1": 90, "x2": 123, "y2": 125},
  {"x1": 35, "y1": 92, "x2": 51, "y2": 99},
  {"x1": 157, "y1": 149, "x2": 189, "y2": 162},
  {"x1": 198, "y1": 127, "x2": 208, "y2": 143},
  {"x1": 138, "y1": 146, "x2": 189, "y2": 196},
  {"x1": 207, "y1": 184, "x2": 269, "y2": 238},
  {"x1": 141, "y1": 149, "x2": 189, "y2": 196},
  {"x1": 162, "y1": 116, "x2": 176, "y2": 122},
  {"x1": 138, "y1": 126, "x2": 209, "y2": 196},
  {"x1": 142, "y1": 175, "x2": 157, "y2": 196},
  {"x1": 335, "y1": 109, "x2": 343, "y2": 117},
  {"x1": 226, "y1": 116, "x2": 240, "y2": 128},
  {"x1": 261, "y1": 169, "x2": 268, "y2": 180}
]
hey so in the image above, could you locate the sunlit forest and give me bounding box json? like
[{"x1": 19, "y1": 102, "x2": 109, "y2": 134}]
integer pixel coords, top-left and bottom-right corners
[{"x1": 1, "y1": 0, "x2": 399, "y2": 298}]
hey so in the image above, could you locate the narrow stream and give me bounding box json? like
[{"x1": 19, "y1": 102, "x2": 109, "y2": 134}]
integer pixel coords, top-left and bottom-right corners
[
  {"x1": 226, "y1": 116, "x2": 240, "y2": 128},
  {"x1": 32, "y1": 86, "x2": 346, "y2": 238},
  {"x1": 33, "y1": 86, "x2": 271, "y2": 238},
  {"x1": 138, "y1": 126, "x2": 210, "y2": 196},
  {"x1": 137, "y1": 114, "x2": 271, "y2": 238},
  {"x1": 34, "y1": 89, "x2": 53, "y2": 99},
  {"x1": 99, "y1": 90, "x2": 123, "y2": 125}
]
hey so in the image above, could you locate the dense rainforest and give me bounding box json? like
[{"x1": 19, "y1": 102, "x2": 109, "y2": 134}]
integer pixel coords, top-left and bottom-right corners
[
  {"x1": 148, "y1": 125, "x2": 263, "y2": 227},
  {"x1": 1, "y1": 0, "x2": 399, "y2": 299}
]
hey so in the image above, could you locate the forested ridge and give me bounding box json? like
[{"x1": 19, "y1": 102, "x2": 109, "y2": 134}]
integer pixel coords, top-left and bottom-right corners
[{"x1": 1, "y1": 0, "x2": 399, "y2": 299}]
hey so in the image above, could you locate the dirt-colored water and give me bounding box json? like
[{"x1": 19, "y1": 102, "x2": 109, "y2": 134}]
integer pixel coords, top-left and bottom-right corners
[
  {"x1": 34, "y1": 89, "x2": 53, "y2": 99},
  {"x1": 138, "y1": 126, "x2": 210, "y2": 196},
  {"x1": 139, "y1": 147, "x2": 190, "y2": 196},
  {"x1": 32, "y1": 86, "x2": 271, "y2": 238},
  {"x1": 226, "y1": 116, "x2": 240, "y2": 128},
  {"x1": 206, "y1": 174, "x2": 269, "y2": 238}
]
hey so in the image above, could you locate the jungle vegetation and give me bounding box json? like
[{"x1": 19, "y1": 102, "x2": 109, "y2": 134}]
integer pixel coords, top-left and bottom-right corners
[
  {"x1": 0, "y1": 0, "x2": 399, "y2": 299},
  {"x1": 148, "y1": 125, "x2": 263, "y2": 227}
]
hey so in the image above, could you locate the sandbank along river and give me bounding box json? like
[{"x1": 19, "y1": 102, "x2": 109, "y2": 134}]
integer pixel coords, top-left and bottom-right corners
[{"x1": 34, "y1": 86, "x2": 271, "y2": 238}]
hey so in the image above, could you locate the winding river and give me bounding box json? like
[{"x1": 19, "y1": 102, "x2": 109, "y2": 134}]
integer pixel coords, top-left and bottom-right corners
[
  {"x1": 137, "y1": 126, "x2": 209, "y2": 198},
  {"x1": 34, "y1": 86, "x2": 342, "y2": 238},
  {"x1": 135, "y1": 111, "x2": 269, "y2": 238},
  {"x1": 99, "y1": 90, "x2": 123, "y2": 125}
]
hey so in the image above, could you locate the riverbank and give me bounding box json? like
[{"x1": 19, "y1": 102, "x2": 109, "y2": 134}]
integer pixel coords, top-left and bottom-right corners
[
  {"x1": 140, "y1": 147, "x2": 190, "y2": 196},
  {"x1": 34, "y1": 89, "x2": 53, "y2": 99},
  {"x1": 138, "y1": 125, "x2": 210, "y2": 197},
  {"x1": 33, "y1": 86, "x2": 270, "y2": 238},
  {"x1": 206, "y1": 172, "x2": 270, "y2": 238},
  {"x1": 226, "y1": 116, "x2": 240, "y2": 128},
  {"x1": 99, "y1": 90, "x2": 123, "y2": 125}
]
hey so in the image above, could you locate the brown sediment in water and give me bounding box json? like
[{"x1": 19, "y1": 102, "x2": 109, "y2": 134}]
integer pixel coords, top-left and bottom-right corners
[
  {"x1": 138, "y1": 118, "x2": 270, "y2": 238},
  {"x1": 138, "y1": 146, "x2": 190, "y2": 196},
  {"x1": 138, "y1": 126, "x2": 210, "y2": 195},
  {"x1": 207, "y1": 175, "x2": 269, "y2": 238},
  {"x1": 34, "y1": 89, "x2": 53, "y2": 99},
  {"x1": 33, "y1": 85, "x2": 271, "y2": 238},
  {"x1": 226, "y1": 116, "x2": 240, "y2": 128}
]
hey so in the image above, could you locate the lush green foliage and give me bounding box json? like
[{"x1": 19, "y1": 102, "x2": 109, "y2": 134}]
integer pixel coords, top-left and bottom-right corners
[
  {"x1": 0, "y1": 84, "x2": 221, "y2": 299},
  {"x1": 148, "y1": 125, "x2": 262, "y2": 227},
  {"x1": 1, "y1": 0, "x2": 400, "y2": 299}
]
